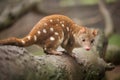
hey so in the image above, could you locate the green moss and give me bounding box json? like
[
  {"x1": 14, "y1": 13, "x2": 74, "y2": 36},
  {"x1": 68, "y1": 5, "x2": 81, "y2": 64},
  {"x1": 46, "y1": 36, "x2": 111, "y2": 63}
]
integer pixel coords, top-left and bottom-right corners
[
  {"x1": 85, "y1": 65, "x2": 104, "y2": 80},
  {"x1": 32, "y1": 50, "x2": 44, "y2": 55},
  {"x1": 109, "y1": 34, "x2": 120, "y2": 47}
]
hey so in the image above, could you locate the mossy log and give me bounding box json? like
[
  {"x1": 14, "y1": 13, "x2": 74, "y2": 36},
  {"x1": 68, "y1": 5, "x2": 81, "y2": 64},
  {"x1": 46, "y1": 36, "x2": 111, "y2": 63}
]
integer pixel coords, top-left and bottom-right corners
[
  {"x1": 0, "y1": 45, "x2": 113, "y2": 80},
  {"x1": 0, "y1": 30, "x2": 114, "y2": 80}
]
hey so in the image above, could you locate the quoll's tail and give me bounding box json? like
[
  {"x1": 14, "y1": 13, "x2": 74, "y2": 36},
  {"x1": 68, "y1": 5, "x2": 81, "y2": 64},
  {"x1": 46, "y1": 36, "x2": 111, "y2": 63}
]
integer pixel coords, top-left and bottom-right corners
[
  {"x1": 0, "y1": 35, "x2": 35, "y2": 47},
  {"x1": 0, "y1": 37, "x2": 23, "y2": 46}
]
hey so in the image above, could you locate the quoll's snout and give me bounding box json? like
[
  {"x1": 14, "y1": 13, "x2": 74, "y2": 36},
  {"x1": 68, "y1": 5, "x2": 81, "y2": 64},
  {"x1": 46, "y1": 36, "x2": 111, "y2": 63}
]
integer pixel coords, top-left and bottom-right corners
[{"x1": 85, "y1": 46, "x2": 91, "y2": 51}]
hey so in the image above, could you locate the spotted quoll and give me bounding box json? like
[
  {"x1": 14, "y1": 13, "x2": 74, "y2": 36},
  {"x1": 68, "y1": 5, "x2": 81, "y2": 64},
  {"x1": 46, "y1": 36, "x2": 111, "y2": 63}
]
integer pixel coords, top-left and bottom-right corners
[{"x1": 0, "y1": 15, "x2": 98, "y2": 55}]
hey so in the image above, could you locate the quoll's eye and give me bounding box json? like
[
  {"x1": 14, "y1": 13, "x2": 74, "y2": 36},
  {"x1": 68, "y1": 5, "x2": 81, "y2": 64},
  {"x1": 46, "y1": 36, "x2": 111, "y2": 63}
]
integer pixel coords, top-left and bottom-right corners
[
  {"x1": 91, "y1": 39, "x2": 94, "y2": 43},
  {"x1": 82, "y1": 39, "x2": 85, "y2": 42}
]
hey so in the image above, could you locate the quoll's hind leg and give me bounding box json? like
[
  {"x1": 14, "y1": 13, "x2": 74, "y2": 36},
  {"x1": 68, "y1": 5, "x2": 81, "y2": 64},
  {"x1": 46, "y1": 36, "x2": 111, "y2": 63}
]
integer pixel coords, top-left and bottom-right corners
[{"x1": 43, "y1": 37, "x2": 63, "y2": 55}]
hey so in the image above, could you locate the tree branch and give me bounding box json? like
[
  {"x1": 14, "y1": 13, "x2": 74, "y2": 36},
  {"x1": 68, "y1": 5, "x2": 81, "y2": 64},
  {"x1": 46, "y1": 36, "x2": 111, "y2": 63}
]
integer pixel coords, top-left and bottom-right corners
[{"x1": 98, "y1": 0, "x2": 114, "y2": 38}]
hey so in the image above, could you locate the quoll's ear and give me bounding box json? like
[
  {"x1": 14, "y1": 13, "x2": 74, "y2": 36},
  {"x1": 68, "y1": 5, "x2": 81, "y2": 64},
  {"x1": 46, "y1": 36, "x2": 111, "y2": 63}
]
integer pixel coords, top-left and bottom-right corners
[
  {"x1": 80, "y1": 27, "x2": 86, "y2": 33},
  {"x1": 92, "y1": 29, "x2": 98, "y2": 36}
]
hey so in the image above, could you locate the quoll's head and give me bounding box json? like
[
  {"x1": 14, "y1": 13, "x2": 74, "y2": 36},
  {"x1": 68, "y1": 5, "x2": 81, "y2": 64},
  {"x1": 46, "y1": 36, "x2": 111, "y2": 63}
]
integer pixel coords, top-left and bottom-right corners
[{"x1": 78, "y1": 27, "x2": 98, "y2": 51}]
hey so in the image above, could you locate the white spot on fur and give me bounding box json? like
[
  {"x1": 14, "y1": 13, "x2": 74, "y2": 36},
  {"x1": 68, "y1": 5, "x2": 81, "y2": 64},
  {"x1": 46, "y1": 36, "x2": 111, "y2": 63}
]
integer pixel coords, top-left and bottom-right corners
[
  {"x1": 44, "y1": 47, "x2": 47, "y2": 50},
  {"x1": 50, "y1": 36, "x2": 55, "y2": 41},
  {"x1": 73, "y1": 34, "x2": 76, "y2": 37},
  {"x1": 50, "y1": 19, "x2": 53, "y2": 22},
  {"x1": 21, "y1": 40, "x2": 25, "y2": 44},
  {"x1": 55, "y1": 32, "x2": 59, "y2": 35},
  {"x1": 59, "y1": 31, "x2": 64, "y2": 43},
  {"x1": 50, "y1": 27, "x2": 54, "y2": 31},
  {"x1": 27, "y1": 36, "x2": 31, "y2": 40},
  {"x1": 43, "y1": 45, "x2": 47, "y2": 50},
  {"x1": 61, "y1": 24, "x2": 64, "y2": 27},
  {"x1": 34, "y1": 35, "x2": 37, "y2": 41},
  {"x1": 66, "y1": 27, "x2": 69, "y2": 31},
  {"x1": 37, "y1": 31, "x2": 41, "y2": 34},
  {"x1": 43, "y1": 29, "x2": 47, "y2": 33},
  {"x1": 44, "y1": 23, "x2": 47, "y2": 26}
]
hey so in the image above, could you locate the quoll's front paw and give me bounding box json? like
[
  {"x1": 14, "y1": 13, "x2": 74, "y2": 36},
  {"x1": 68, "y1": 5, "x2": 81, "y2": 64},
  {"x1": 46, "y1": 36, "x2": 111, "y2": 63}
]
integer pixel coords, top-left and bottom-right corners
[
  {"x1": 53, "y1": 51, "x2": 63, "y2": 55},
  {"x1": 45, "y1": 50, "x2": 63, "y2": 55}
]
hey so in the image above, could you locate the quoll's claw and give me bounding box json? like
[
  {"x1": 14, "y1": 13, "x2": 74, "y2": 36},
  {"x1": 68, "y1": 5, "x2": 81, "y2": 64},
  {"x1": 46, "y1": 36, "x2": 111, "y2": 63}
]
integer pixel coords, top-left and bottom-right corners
[
  {"x1": 55, "y1": 52, "x2": 63, "y2": 55},
  {"x1": 48, "y1": 50, "x2": 63, "y2": 55},
  {"x1": 106, "y1": 63, "x2": 115, "y2": 70}
]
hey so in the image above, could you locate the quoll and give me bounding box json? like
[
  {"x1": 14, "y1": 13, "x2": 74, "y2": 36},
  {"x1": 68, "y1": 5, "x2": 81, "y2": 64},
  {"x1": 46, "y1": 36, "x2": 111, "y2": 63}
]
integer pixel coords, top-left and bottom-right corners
[{"x1": 0, "y1": 15, "x2": 98, "y2": 55}]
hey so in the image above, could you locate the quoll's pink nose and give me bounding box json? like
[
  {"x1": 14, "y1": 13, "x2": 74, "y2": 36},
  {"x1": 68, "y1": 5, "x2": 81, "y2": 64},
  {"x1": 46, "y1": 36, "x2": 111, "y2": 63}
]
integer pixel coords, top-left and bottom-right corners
[{"x1": 85, "y1": 47, "x2": 90, "y2": 51}]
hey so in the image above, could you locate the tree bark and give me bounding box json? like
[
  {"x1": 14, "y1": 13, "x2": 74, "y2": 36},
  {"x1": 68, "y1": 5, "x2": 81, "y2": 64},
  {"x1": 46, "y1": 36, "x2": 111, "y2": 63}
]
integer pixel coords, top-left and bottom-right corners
[{"x1": 0, "y1": 30, "x2": 114, "y2": 80}]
